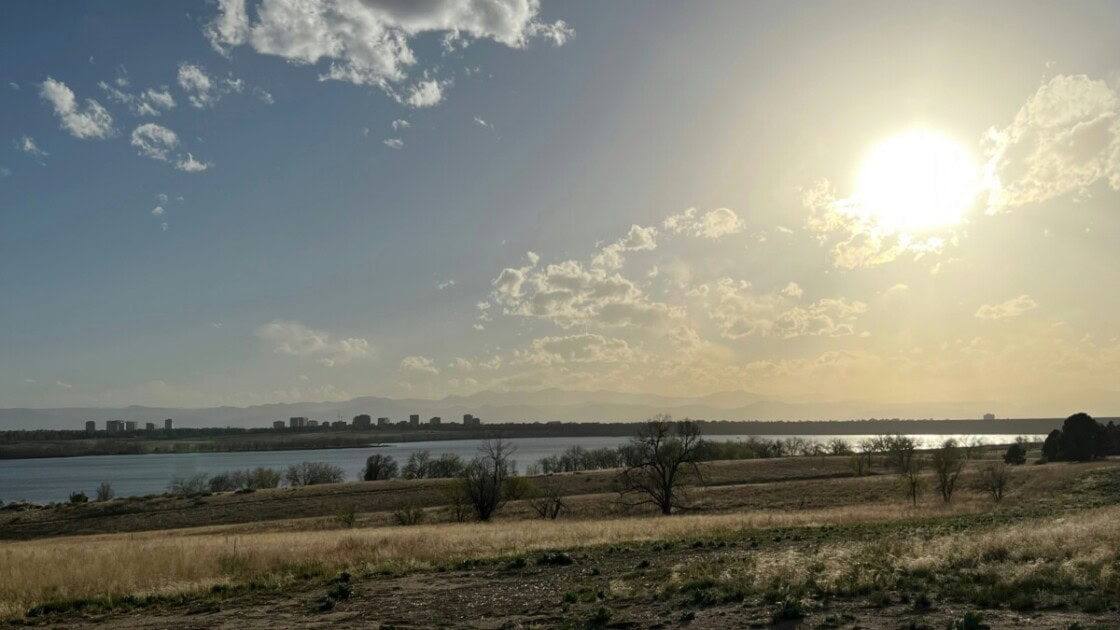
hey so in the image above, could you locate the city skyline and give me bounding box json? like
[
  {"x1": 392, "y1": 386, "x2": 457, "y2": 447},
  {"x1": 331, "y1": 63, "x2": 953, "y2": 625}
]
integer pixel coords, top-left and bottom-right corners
[{"x1": 4, "y1": 1, "x2": 1120, "y2": 418}]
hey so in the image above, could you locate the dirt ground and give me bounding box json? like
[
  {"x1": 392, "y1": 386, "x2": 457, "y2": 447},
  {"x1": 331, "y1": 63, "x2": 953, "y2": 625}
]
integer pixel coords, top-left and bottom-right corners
[{"x1": 38, "y1": 541, "x2": 1112, "y2": 629}]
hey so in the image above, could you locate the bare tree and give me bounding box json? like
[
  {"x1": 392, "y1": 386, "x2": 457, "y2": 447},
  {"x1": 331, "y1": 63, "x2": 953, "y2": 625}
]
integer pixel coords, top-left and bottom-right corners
[
  {"x1": 461, "y1": 438, "x2": 516, "y2": 521},
  {"x1": 976, "y1": 462, "x2": 1011, "y2": 502},
  {"x1": 618, "y1": 415, "x2": 704, "y2": 515},
  {"x1": 95, "y1": 481, "x2": 114, "y2": 502},
  {"x1": 931, "y1": 438, "x2": 965, "y2": 502},
  {"x1": 901, "y1": 456, "x2": 924, "y2": 507}
]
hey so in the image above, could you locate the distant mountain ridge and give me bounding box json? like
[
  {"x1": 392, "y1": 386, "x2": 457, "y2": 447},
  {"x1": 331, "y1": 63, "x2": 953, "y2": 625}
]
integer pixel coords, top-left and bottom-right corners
[{"x1": 3, "y1": 387, "x2": 1114, "y2": 430}]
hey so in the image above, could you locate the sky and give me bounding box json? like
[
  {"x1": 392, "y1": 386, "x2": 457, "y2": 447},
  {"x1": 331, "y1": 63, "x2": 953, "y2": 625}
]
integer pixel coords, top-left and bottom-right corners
[{"x1": 3, "y1": 1, "x2": 1120, "y2": 416}]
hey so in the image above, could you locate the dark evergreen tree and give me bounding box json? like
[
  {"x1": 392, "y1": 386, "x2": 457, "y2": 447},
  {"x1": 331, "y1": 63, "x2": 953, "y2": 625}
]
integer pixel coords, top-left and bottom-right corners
[
  {"x1": 1059, "y1": 412, "x2": 1104, "y2": 462},
  {"x1": 1003, "y1": 442, "x2": 1027, "y2": 465},
  {"x1": 1041, "y1": 429, "x2": 1062, "y2": 462}
]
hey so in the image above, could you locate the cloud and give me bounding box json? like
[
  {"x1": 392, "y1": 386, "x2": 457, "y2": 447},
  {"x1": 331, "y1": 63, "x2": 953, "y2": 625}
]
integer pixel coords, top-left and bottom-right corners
[
  {"x1": 0, "y1": 166, "x2": 10, "y2": 178},
  {"x1": 99, "y1": 81, "x2": 176, "y2": 116},
  {"x1": 975, "y1": 295, "x2": 1038, "y2": 320},
  {"x1": 984, "y1": 74, "x2": 1120, "y2": 212},
  {"x1": 252, "y1": 86, "x2": 274, "y2": 104},
  {"x1": 178, "y1": 63, "x2": 241, "y2": 108},
  {"x1": 130, "y1": 123, "x2": 179, "y2": 161},
  {"x1": 473, "y1": 116, "x2": 492, "y2": 128},
  {"x1": 591, "y1": 224, "x2": 657, "y2": 270},
  {"x1": 662, "y1": 207, "x2": 744, "y2": 239},
  {"x1": 152, "y1": 206, "x2": 165, "y2": 217},
  {"x1": 492, "y1": 250, "x2": 679, "y2": 330},
  {"x1": 437, "y1": 279, "x2": 455, "y2": 290},
  {"x1": 391, "y1": 119, "x2": 410, "y2": 130},
  {"x1": 694, "y1": 278, "x2": 866, "y2": 339},
  {"x1": 400, "y1": 355, "x2": 439, "y2": 375},
  {"x1": 203, "y1": 0, "x2": 572, "y2": 105},
  {"x1": 383, "y1": 138, "x2": 404, "y2": 149},
  {"x1": 55, "y1": 380, "x2": 72, "y2": 390},
  {"x1": 40, "y1": 77, "x2": 114, "y2": 139},
  {"x1": 175, "y1": 153, "x2": 212, "y2": 172},
  {"x1": 781, "y1": 282, "x2": 803, "y2": 298},
  {"x1": 255, "y1": 320, "x2": 373, "y2": 366},
  {"x1": 515, "y1": 333, "x2": 635, "y2": 366},
  {"x1": 18, "y1": 136, "x2": 47, "y2": 159}
]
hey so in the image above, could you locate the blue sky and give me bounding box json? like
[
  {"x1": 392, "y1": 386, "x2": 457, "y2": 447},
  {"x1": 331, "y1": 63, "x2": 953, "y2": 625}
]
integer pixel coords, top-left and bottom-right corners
[{"x1": 4, "y1": 1, "x2": 1120, "y2": 415}]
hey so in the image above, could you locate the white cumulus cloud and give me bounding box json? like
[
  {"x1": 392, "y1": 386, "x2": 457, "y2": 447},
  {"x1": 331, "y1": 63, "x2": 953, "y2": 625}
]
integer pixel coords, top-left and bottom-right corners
[
  {"x1": 203, "y1": 0, "x2": 572, "y2": 107},
  {"x1": 40, "y1": 77, "x2": 114, "y2": 139},
  {"x1": 663, "y1": 207, "x2": 744, "y2": 239},
  {"x1": 130, "y1": 123, "x2": 179, "y2": 161}
]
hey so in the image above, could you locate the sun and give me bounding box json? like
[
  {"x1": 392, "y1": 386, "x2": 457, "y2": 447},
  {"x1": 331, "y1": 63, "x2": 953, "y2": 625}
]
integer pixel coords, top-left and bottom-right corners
[{"x1": 855, "y1": 130, "x2": 979, "y2": 232}]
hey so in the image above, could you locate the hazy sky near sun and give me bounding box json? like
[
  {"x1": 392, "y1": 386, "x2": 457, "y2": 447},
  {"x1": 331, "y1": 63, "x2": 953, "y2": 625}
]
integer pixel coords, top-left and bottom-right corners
[{"x1": 4, "y1": 0, "x2": 1120, "y2": 415}]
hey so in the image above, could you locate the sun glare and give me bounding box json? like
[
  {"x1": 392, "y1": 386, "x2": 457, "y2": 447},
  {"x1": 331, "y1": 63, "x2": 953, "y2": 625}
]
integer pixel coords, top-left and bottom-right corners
[{"x1": 855, "y1": 131, "x2": 979, "y2": 232}]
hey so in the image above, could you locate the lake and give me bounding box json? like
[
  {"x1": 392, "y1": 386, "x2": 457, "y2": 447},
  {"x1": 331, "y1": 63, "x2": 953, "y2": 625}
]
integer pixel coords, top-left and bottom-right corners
[{"x1": 0, "y1": 433, "x2": 1038, "y2": 504}]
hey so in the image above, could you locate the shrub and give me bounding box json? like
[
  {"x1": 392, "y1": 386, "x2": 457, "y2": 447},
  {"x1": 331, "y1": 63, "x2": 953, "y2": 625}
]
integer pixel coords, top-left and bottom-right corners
[
  {"x1": 285, "y1": 462, "x2": 345, "y2": 486},
  {"x1": 443, "y1": 480, "x2": 472, "y2": 522},
  {"x1": 590, "y1": 606, "x2": 613, "y2": 625},
  {"x1": 538, "y1": 552, "x2": 574, "y2": 566},
  {"x1": 336, "y1": 505, "x2": 358, "y2": 528},
  {"x1": 208, "y1": 473, "x2": 238, "y2": 493},
  {"x1": 1003, "y1": 442, "x2": 1027, "y2": 465},
  {"x1": 952, "y1": 611, "x2": 989, "y2": 630},
  {"x1": 392, "y1": 504, "x2": 425, "y2": 526},
  {"x1": 168, "y1": 473, "x2": 210, "y2": 496},
  {"x1": 771, "y1": 599, "x2": 804, "y2": 622},
  {"x1": 69, "y1": 491, "x2": 89, "y2": 504}
]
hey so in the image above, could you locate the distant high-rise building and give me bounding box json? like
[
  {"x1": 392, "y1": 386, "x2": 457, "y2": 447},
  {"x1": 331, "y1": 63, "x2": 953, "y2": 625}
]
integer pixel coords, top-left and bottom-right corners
[
  {"x1": 308, "y1": 420, "x2": 319, "y2": 428},
  {"x1": 377, "y1": 417, "x2": 390, "y2": 427},
  {"x1": 124, "y1": 421, "x2": 138, "y2": 432},
  {"x1": 289, "y1": 416, "x2": 308, "y2": 429},
  {"x1": 164, "y1": 418, "x2": 174, "y2": 431},
  {"x1": 409, "y1": 414, "x2": 420, "y2": 428},
  {"x1": 106, "y1": 420, "x2": 125, "y2": 433},
  {"x1": 983, "y1": 413, "x2": 996, "y2": 421},
  {"x1": 84, "y1": 420, "x2": 96, "y2": 433},
  {"x1": 332, "y1": 420, "x2": 347, "y2": 429},
  {"x1": 429, "y1": 416, "x2": 441, "y2": 426},
  {"x1": 463, "y1": 414, "x2": 481, "y2": 426},
  {"x1": 145, "y1": 422, "x2": 156, "y2": 431},
  {"x1": 352, "y1": 414, "x2": 372, "y2": 429},
  {"x1": 273, "y1": 420, "x2": 286, "y2": 430}
]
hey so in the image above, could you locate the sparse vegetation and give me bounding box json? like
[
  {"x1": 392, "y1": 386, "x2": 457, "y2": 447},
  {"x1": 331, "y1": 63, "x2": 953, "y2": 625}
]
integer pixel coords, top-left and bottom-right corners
[
  {"x1": 284, "y1": 462, "x2": 345, "y2": 487},
  {"x1": 95, "y1": 481, "x2": 114, "y2": 502}
]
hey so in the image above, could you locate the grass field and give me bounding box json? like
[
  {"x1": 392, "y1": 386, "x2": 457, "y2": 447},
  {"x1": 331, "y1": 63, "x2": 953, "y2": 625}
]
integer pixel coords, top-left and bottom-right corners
[{"x1": 2, "y1": 451, "x2": 1118, "y2": 627}]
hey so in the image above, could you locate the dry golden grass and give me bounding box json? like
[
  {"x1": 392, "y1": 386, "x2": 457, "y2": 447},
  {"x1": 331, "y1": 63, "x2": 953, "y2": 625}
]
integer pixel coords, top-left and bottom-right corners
[
  {"x1": 0, "y1": 499, "x2": 988, "y2": 619},
  {"x1": 661, "y1": 503, "x2": 1120, "y2": 607}
]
